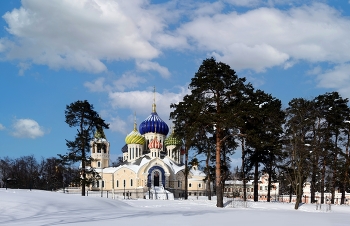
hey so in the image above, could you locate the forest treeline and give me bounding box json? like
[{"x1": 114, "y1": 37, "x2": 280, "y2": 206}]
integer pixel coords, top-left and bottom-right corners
[
  {"x1": 0, "y1": 155, "x2": 80, "y2": 190},
  {"x1": 169, "y1": 58, "x2": 350, "y2": 209}
]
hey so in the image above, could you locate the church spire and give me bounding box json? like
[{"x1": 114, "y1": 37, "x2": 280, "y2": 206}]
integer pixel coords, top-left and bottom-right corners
[
  {"x1": 133, "y1": 112, "x2": 137, "y2": 131},
  {"x1": 152, "y1": 86, "x2": 157, "y2": 113}
]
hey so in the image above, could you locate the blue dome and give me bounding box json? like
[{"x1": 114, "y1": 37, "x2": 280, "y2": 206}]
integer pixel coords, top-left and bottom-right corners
[{"x1": 139, "y1": 112, "x2": 169, "y2": 135}]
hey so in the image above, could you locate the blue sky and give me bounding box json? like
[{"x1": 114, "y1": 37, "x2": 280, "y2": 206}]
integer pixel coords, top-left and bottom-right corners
[{"x1": 1, "y1": 0, "x2": 350, "y2": 167}]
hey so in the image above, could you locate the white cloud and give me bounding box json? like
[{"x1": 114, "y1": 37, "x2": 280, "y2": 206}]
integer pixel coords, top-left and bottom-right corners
[
  {"x1": 307, "y1": 66, "x2": 322, "y2": 75},
  {"x1": 1, "y1": 0, "x2": 167, "y2": 73},
  {"x1": 84, "y1": 73, "x2": 147, "y2": 93},
  {"x1": 0, "y1": 123, "x2": 5, "y2": 130},
  {"x1": 108, "y1": 87, "x2": 189, "y2": 128},
  {"x1": 2, "y1": 1, "x2": 350, "y2": 81},
  {"x1": 17, "y1": 62, "x2": 31, "y2": 76},
  {"x1": 223, "y1": 0, "x2": 262, "y2": 7},
  {"x1": 11, "y1": 118, "x2": 45, "y2": 139},
  {"x1": 223, "y1": 0, "x2": 316, "y2": 8},
  {"x1": 177, "y1": 3, "x2": 350, "y2": 72},
  {"x1": 113, "y1": 73, "x2": 147, "y2": 91},
  {"x1": 316, "y1": 64, "x2": 350, "y2": 98},
  {"x1": 136, "y1": 60, "x2": 171, "y2": 78},
  {"x1": 84, "y1": 77, "x2": 108, "y2": 93},
  {"x1": 108, "y1": 116, "x2": 128, "y2": 134}
]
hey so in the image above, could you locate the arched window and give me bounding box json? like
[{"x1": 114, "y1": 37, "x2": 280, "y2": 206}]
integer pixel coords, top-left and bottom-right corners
[
  {"x1": 98, "y1": 162, "x2": 101, "y2": 168},
  {"x1": 178, "y1": 180, "x2": 180, "y2": 188},
  {"x1": 199, "y1": 183, "x2": 201, "y2": 188},
  {"x1": 116, "y1": 180, "x2": 119, "y2": 188},
  {"x1": 131, "y1": 179, "x2": 133, "y2": 187},
  {"x1": 102, "y1": 181, "x2": 104, "y2": 188},
  {"x1": 189, "y1": 183, "x2": 192, "y2": 188}
]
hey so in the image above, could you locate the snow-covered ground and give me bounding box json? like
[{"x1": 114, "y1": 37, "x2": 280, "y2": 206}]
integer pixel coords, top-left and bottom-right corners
[{"x1": 1, "y1": 188, "x2": 350, "y2": 226}]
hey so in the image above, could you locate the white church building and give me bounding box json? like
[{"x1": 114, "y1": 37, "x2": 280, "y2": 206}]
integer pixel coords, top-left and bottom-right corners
[{"x1": 88, "y1": 96, "x2": 207, "y2": 199}]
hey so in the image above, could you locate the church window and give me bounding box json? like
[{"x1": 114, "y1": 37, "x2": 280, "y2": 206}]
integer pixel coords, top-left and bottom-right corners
[
  {"x1": 189, "y1": 183, "x2": 192, "y2": 188},
  {"x1": 131, "y1": 179, "x2": 133, "y2": 187},
  {"x1": 178, "y1": 180, "x2": 180, "y2": 188},
  {"x1": 117, "y1": 180, "x2": 119, "y2": 187}
]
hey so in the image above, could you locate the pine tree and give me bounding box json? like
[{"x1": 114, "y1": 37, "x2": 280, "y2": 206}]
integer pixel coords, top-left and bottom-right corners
[
  {"x1": 284, "y1": 98, "x2": 314, "y2": 209},
  {"x1": 59, "y1": 100, "x2": 109, "y2": 196},
  {"x1": 244, "y1": 89, "x2": 285, "y2": 202},
  {"x1": 171, "y1": 58, "x2": 250, "y2": 207}
]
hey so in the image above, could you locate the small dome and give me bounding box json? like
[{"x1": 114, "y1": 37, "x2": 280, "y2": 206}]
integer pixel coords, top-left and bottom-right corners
[
  {"x1": 148, "y1": 137, "x2": 163, "y2": 149},
  {"x1": 125, "y1": 122, "x2": 145, "y2": 145},
  {"x1": 121, "y1": 144, "x2": 128, "y2": 153},
  {"x1": 164, "y1": 129, "x2": 181, "y2": 146}
]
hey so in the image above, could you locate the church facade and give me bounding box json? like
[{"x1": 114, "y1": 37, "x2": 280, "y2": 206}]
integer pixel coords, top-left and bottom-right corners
[{"x1": 88, "y1": 98, "x2": 207, "y2": 199}]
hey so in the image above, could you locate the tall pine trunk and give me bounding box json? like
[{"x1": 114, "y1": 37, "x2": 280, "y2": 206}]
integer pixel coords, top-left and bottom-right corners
[
  {"x1": 206, "y1": 148, "x2": 212, "y2": 200},
  {"x1": 241, "y1": 137, "x2": 247, "y2": 201},
  {"x1": 321, "y1": 157, "x2": 326, "y2": 204},
  {"x1": 80, "y1": 120, "x2": 86, "y2": 196},
  {"x1": 254, "y1": 159, "x2": 259, "y2": 202},
  {"x1": 294, "y1": 174, "x2": 304, "y2": 209},
  {"x1": 331, "y1": 134, "x2": 339, "y2": 204},
  {"x1": 341, "y1": 132, "x2": 349, "y2": 204},
  {"x1": 216, "y1": 129, "x2": 223, "y2": 207},
  {"x1": 184, "y1": 145, "x2": 189, "y2": 200}
]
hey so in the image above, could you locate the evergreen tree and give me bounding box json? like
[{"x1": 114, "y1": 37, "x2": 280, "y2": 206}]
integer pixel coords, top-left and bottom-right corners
[
  {"x1": 59, "y1": 100, "x2": 109, "y2": 196},
  {"x1": 171, "y1": 58, "x2": 250, "y2": 207},
  {"x1": 283, "y1": 98, "x2": 314, "y2": 209},
  {"x1": 244, "y1": 89, "x2": 285, "y2": 202}
]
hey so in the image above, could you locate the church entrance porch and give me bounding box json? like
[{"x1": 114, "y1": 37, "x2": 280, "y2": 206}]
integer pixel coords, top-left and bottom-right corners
[{"x1": 147, "y1": 166, "x2": 166, "y2": 188}]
